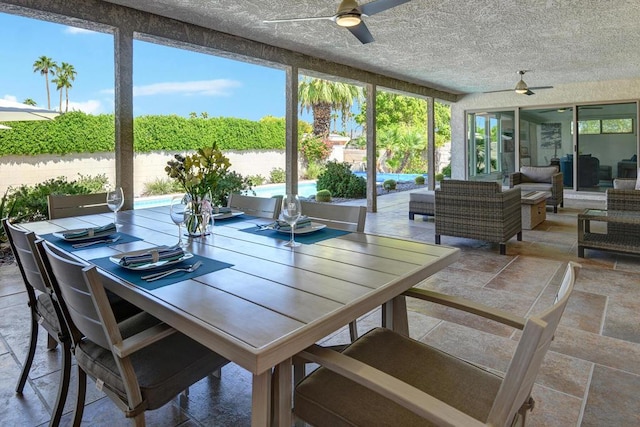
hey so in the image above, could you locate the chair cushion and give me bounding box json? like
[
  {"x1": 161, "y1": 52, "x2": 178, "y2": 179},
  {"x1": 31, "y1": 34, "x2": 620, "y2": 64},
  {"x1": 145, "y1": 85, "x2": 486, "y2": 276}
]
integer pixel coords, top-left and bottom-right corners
[
  {"x1": 520, "y1": 166, "x2": 558, "y2": 183},
  {"x1": 295, "y1": 328, "x2": 502, "y2": 427},
  {"x1": 515, "y1": 182, "x2": 553, "y2": 193},
  {"x1": 36, "y1": 292, "x2": 64, "y2": 337},
  {"x1": 613, "y1": 179, "x2": 637, "y2": 190},
  {"x1": 409, "y1": 191, "x2": 435, "y2": 203},
  {"x1": 75, "y1": 312, "x2": 228, "y2": 411}
]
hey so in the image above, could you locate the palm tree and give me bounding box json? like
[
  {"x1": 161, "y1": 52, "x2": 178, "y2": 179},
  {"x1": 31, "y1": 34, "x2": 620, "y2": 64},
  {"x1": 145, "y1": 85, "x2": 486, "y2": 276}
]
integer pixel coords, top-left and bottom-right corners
[
  {"x1": 298, "y1": 78, "x2": 363, "y2": 138},
  {"x1": 58, "y1": 62, "x2": 77, "y2": 112},
  {"x1": 22, "y1": 98, "x2": 37, "y2": 106},
  {"x1": 33, "y1": 56, "x2": 57, "y2": 110},
  {"x1": 51, "y1": 73, "x2": 69, "y2": 112}
]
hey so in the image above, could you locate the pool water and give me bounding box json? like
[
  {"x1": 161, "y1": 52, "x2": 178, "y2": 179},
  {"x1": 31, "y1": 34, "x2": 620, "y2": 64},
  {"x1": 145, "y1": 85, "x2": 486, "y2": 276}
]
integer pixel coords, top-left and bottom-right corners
[
  {"x1": 352, "y1": 172, "x2": 428, "y2": 183},
  {"x1": 133, "y1": 181, "x2": 318, "y2": 209}
]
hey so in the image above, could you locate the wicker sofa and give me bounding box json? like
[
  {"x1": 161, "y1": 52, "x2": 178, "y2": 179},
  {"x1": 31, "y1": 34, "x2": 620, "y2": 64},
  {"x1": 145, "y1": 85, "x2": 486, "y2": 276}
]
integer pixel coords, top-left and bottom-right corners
[
  {"x1": 508, "y1": 166, "x2": 563, "y2": 213},
  {"x1": 434, "y1": 180, "x2": 522, "y2": 255}
]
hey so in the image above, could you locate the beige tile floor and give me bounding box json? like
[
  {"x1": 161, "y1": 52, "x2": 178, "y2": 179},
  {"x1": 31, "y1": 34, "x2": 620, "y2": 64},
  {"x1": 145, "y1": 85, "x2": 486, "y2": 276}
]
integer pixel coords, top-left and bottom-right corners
[{"x1": 1, "y1": 190, "x2": 639, "y2": 426}]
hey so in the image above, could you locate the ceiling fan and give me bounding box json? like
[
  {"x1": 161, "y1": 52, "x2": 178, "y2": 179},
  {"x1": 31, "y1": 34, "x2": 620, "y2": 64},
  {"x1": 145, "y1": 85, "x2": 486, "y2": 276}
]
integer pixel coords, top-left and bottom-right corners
[
  {"x1": 263, "y1": 0, "x2": 411, "y2": 44},
  {"x1": 485, "y1": 70, "x2": 553, "y2": 96}
]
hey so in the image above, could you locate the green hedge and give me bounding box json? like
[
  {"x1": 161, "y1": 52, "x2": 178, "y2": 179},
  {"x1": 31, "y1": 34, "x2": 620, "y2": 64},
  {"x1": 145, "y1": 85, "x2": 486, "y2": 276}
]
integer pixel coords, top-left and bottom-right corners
[{"x1": 0, "y1": 111, "x2": 293, "y2": 156}]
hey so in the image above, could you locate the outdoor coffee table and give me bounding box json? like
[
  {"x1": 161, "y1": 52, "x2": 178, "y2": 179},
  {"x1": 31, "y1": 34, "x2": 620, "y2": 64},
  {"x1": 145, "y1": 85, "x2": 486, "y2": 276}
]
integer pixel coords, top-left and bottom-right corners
[
  {"x1": 520, "y1": 191, "x2": 548, "y2": 230},
  {"x1": 578, "y1": 209, "x2": 640, "y2": 257}
]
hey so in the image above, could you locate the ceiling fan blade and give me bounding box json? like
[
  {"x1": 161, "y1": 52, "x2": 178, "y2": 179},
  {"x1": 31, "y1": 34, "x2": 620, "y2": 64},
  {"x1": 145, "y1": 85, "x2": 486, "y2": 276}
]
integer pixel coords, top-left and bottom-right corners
[
  {"x1": 360, "y1": 0, "x2": 411, "y2": 16},
  {"x1": 347, "y1": 21, "x2": 375, "y2": 44},
  {"x1": 524, "y1": 89, "x2": 535, "y2": 96},
  {"x1": 263, "y1": 15, "x2": 336, "y2": 23},
  {"x1": 528, "y1": 86, "x2": 554, "y2": 90}
]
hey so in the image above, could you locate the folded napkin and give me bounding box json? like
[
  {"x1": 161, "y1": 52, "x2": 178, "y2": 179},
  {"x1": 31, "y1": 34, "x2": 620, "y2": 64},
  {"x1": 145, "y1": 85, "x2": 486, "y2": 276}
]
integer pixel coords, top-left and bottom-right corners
[
  {"x1": 274, "y1": 216, "x2": 312, "y2": 231},
  {"x1": 118, "y1": 246, "x2": 185, "y2": 267},
  {"x1": 63, "y1": 223, "x2": 116, "y2": 239}
]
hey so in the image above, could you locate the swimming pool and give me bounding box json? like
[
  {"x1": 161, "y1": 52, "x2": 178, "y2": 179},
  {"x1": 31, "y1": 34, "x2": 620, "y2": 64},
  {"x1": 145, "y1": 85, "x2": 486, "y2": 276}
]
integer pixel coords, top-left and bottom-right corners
[
  {"x1": 133, "y1": 181, "x2": 318, "y2": 209},
  {"x1": 352, "y1": 172, "x2": 428, "y2": 183}
]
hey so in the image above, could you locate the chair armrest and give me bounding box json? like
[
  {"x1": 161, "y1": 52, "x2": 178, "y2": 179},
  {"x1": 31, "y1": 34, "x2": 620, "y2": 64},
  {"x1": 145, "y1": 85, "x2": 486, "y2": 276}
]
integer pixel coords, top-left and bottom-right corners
[
  {"x1": 113, "y1": 323, "x2": 177, "y2": 358},
  {"x1": 299, "y1": 344, "x2": 486, "y2": 427},
  {"x1": 508, "y1": 172, "x2": 523, "y2": 187},
  {"x1": 551, "y1": 173, "x2": 563, "y2": 197},
  {"x1": 403, "y1": 288, "x2": 525, "y2": 329}
]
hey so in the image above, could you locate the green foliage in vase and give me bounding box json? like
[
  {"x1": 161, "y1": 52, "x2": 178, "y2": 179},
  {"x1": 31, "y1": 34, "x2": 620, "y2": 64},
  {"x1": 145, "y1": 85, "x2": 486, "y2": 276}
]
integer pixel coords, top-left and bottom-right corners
[{"x1": 316, "y1": 161, "x2": 366, "y2": 198}]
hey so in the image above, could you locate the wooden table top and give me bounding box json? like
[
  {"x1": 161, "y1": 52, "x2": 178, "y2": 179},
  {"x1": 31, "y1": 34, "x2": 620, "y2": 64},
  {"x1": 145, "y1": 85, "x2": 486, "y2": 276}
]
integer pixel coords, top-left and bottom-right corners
[{"x1": 22, "y1": 206, "x2": 460, "y2": 375}]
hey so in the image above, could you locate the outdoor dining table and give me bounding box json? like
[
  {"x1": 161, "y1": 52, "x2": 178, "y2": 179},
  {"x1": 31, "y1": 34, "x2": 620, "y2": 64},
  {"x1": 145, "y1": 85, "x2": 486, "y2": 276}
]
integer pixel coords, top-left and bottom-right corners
[{"x1": 21, "y1": 205, "x2": 460, "y2": 426}]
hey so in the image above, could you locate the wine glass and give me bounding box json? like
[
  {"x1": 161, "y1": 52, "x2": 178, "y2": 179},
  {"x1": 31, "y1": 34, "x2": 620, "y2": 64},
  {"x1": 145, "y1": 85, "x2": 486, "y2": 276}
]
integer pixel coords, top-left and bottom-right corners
[
  {"x1": 281, "y1": 194, "x2": 301, "y2": 248},
  {"x1": 106, "y1": 186, "x2": 124, "y2": 229},
  {"x1": 170, "y1": 195, "x2": 188, "y2": 247}
]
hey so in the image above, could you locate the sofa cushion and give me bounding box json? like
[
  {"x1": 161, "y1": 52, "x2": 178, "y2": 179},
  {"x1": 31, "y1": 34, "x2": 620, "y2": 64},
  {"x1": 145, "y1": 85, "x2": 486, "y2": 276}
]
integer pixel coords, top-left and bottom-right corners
[
  {"x1": 515, "y1": 182, "x2": 553, "y2": 193},
  {"x1": 520, "y1": 166, "x2": 558, "y2": 183},
  {"x1": 614, "y1": 178, "x2": 637, "y2": 190},
  {"x1": 409, "y1": 191, "x2": 435, "y2": 203}
]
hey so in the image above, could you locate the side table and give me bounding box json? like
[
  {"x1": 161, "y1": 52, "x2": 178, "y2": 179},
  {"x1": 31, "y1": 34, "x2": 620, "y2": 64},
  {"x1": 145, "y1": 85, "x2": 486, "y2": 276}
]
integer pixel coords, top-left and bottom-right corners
[{"x1": 521, "y1": 191, "x2": 548, "y2": 230}]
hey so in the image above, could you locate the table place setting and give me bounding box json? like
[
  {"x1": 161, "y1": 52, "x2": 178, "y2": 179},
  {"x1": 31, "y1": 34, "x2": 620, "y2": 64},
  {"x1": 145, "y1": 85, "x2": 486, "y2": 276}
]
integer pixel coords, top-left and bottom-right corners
[
  {"x1": 90, "y1": 245, "x2": 233, "y2": 291},
  {"x1": 39, "y1": 223, "x2": 143, "y2": 252}
]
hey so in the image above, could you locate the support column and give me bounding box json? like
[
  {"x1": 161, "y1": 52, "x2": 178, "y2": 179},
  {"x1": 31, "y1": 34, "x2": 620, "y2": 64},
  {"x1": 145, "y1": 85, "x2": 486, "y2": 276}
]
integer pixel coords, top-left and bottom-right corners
[
  {"x1": 285, "y1": 66, "x2": 299, "y2": 195},
  {"x1": 114, "y1": 27, "x2": 134, "y2": 210},
  {"x1": 427, "y1": 97, "x2": 435, "y2": 191},
  {"x1": 366, "y1": 83, "x2": 377, "y2": 212}
]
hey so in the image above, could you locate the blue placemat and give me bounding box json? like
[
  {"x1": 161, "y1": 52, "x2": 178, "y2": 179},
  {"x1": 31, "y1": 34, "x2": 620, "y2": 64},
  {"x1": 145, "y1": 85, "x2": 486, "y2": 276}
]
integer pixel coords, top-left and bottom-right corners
[
  {"x1": 212, "y1": 214, "x2": 257, "y2": 226},
  {"x1": 40, "y1": 232, "x2": 143, "y2": 252},
  {"x1": 90, "y1": 254, "x2": 233, "y2": 291},
  {"x1": 239, "y1": 225, "x2": 350, "y2": 244}
]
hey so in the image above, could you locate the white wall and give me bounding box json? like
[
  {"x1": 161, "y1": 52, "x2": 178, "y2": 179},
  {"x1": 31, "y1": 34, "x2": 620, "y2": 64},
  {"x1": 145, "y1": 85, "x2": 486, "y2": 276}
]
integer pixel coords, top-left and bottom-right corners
[{"x1": 0, "y1": 150, "x2": 286, "y2": 197}]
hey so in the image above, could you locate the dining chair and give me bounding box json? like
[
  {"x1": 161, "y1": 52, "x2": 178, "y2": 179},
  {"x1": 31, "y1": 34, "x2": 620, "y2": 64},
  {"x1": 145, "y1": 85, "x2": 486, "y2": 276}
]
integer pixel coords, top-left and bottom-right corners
[
  {"x1": 300, "y1": 201, "x2": 367, "y2": 341},
  {"x1": 300, "y1": 200, "x2": 366, "y2": 233},
  {"x1": 2, "y1": 218, "x2": 71, "y2": 427},
  {"x1": 38, "y1": 240, "x2": 230, "y2": 427},
  {"x1": 47, "y1": 192, "x2": 110, "y2": 219},
  {"x1": 227, "y1": 193, "x2": 282, "y2": 219},
  {"x1": 293, "y1": 262, "x2": 580, "y2": 427}
]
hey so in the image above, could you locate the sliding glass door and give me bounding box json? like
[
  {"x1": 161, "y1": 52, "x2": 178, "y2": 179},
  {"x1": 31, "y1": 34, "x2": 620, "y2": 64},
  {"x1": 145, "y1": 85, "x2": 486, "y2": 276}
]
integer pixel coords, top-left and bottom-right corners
[{"x1": 467, "y1": 110, "x2": 515, "y2": 180}]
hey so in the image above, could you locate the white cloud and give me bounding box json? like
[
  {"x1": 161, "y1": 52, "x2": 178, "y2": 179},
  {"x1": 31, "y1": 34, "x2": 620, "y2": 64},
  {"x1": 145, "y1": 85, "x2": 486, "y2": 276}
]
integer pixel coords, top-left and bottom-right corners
[
  {"x1": 66, "y1": 100, "x2": 103, "y2": 114},
  {"x1": 102, "y1": 79, "x2": 242, "y2": 97},
  {"x1": 2, "y1": 95, "x2": 18, "y2": 102},
  {"x1": 64, "y1": 26, "x2": 96, "y2": 35}
]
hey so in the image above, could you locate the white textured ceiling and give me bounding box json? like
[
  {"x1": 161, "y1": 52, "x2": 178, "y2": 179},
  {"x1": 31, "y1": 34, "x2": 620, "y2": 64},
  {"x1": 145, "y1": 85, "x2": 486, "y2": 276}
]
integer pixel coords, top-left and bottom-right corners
[{"x1": 101, "y1": 0, "x2": 640, "y2": 96}]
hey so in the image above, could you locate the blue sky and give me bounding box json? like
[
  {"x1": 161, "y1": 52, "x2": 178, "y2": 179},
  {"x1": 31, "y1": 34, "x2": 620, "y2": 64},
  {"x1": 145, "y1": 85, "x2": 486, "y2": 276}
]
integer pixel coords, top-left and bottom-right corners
[{"x1": 0, "y1": 12, "x2": 289, "y2": 121}]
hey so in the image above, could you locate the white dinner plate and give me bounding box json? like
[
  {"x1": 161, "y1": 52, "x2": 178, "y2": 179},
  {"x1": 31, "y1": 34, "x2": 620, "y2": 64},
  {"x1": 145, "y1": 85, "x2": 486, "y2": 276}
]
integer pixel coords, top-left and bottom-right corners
[
  {"x1": 212, "y1": 210, "x2": 244, "y2": 220},
  {"x1": 275, "y1": 222, "x2": 326, "y2": 235},
  {"x1": 53, "y1": 228, "x2": 116, "y2": 242},
  {"x1": 109, "y1": 248, "x2": 194, "y2": 270}
]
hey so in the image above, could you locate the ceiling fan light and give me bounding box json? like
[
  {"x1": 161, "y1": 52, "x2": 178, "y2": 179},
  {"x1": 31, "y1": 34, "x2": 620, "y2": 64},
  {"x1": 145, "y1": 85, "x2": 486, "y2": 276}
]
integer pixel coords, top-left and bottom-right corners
[
  {"x1": 514, "y1": 79, "x2": 528, "y2": 94},
  {"x1": 336, "y1": 13, "x2": 361, "y2": 27}
]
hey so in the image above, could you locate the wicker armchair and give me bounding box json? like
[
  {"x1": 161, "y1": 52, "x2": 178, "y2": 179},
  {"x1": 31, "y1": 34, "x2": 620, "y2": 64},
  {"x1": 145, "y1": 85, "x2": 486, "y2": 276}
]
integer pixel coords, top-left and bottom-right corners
[
  {"x1": 509, "y1": 166, "x2": 563, "y2": 213},
  {"x1": 606, "y1": 185, "x2": 640, "y2": 240},
  {"x1": 435, "y1": 180, "x2": 522, "y2": 255}
]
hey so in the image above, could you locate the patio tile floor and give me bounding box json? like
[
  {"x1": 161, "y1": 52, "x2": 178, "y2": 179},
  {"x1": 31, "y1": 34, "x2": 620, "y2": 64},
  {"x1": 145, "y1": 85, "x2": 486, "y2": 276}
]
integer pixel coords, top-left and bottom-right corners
[{"x1": 1, "y1": 190, "x2": 639, "y2": 426}]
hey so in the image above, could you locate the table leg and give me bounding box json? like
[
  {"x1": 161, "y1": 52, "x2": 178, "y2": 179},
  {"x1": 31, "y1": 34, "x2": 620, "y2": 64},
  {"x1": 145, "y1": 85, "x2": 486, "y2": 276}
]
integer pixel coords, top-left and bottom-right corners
[
  {"x1": 252, "y1": 370, "x2": 271, "y2": 427},
  {"x1": 382, "y1": 296, "x2": 409, "y2": 336},
  {"x1": 271, "y1": 358, "x2": 293, "y2": 427}
]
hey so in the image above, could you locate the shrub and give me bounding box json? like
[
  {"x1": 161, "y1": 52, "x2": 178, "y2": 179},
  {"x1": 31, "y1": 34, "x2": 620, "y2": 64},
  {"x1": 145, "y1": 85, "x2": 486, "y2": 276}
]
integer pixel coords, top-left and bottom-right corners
[
  {"x1": 300, "y1": 136, "x2": 331, "y2": 164},
  {"x1": 414, "y1": 175, "x2": 425, "y2": 185},
  {"x1": 7, "y1": 177, "x2": 94, "y2": 222},
  {"x1": 316, "y1": 161, "x2": 366, "y2": 198},
  {"x1": 246, "y1": 174, "x2": 266, "y2": 187},
  {"x1": 269, "y1": 167, "x2": 286, "y2": 183},
  {"x1": 77, "y1": 173, "x2": 110, "y2": 193},
  {"x1": 143, "y1": 178, "x2": 183, "y2": 196},
  {"x1": 315, "y1": 189, "x2": 332, "y2": 202},
  {"x1": 435, "y1": 173, "x2": 445, "y2": 182},
  {"x1": 383, "y1": 179, "x2": 397, "y2": 191},
  {"x1": 441, "y1": 163, "x2": 451, "y2": 177},
  {"x1": 305, "y1": 161, "x2": 326, "y2": 180}
]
